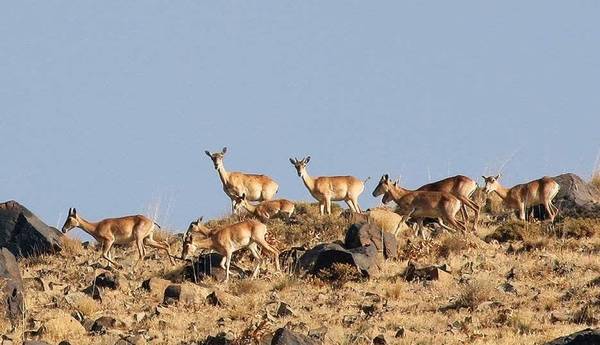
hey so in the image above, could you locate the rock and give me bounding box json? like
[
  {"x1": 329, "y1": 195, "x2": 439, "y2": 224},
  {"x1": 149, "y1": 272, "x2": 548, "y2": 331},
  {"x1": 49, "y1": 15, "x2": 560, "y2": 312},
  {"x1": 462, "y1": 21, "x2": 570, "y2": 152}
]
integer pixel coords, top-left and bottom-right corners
[
  {"x1": 276, "y1": 302, "x2": 295, "y2": 317},
  {"x1": 0, "y1": 200, "x2": 62, "y2": 258},
  {"x1": 115, "y1": 335, "x2": 146, "y2": 345},
  {"x1": 344, "y1": 223, "x2": 398, "y2": 260},
  {"x1": 42, "y1": 315, "x2": 86, "y2": 339},
  {"x1": 94, "y1": 272, "x2": 120, "y2": 290},
  {"x1": 342, "y1": 315, "x2": 358, "y2": 327},
  {"x1": 141, "y1": 277, "x2": 172, "y2": 299},
  {"x1": 498, "y1": 281, "x2": 517, "y2": 294},
  {"x1": 82, "y1": 284, "x2": 103, "y2": 301},
  {"x1": 23, "y1": 341, "x2": 51, "y2": 345},
  {"x1": 133, "y1": 312, "x2": 146, "y2": 323},
  {"x1": 182, "y1": 253, "x2": 247, "y2": 282},
  {"x1": 373, "y1": 334, "x2": 387, "y2": 345},
  {"x1": 550, "y1": 174, "x2": 600, "y2": 218},
  {"x1": 403, "y1": 261, "x2": 452, "y2": 283},
  {"x1": 163, "y1": 283, "x2": 210, "y2": 305},
  {"x1": 297, "y1": 243, "x2": 380, "y2": 278},
  {"x1": 279, "y1": 247, "x2": 307, "y2": 273},
  {"x1": 206, "y1": 290, "x2": 238, "y2": 307},
  {"x1": 308, "y1": 327, "x2": 327, "y2": 341},
  {"x1": 395, "y1": 327, "x2": 405, "y2": 338},
  {"x1": 58, "y1": 341, "x2": 72, "y2": 345},
  {"x1": 544, "y1": 328, "x2": 600, "y2": 345},
  {"x1": 0, "y1": 248, "x2": 24, "y2": 328},
  {"x1": 271, "y1": 327, "x2": 321, "y2": 345},
  {"x1": 91, "y1": 316, "x2": 124, "y2": 334}
]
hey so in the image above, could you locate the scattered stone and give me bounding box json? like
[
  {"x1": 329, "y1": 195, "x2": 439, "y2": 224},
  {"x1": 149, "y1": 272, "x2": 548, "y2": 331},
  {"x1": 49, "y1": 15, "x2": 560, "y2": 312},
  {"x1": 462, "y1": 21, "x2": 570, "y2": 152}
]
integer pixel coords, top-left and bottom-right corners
[
  {"x1": 271, "y1": 327, "x2": 320, "y2": 345},
  {"x1": 544, "y1": 328, "x2": 600, "y2": 345},
  {"x1": 203, "y1": 332, "x2": 234, "y2": 345},
  {"x1": 342, "y1": 315, "x2": 358, "y2": 327},
  {"x1": 499, "y1": 281, "x2": 517, "y2": 294},
  {"x1": 163, "y1": 283, "x2": 210, "y2": 305},
  {"x1": 403, "y1": 261, "x2": 452, "y2": 283},
  {"x1": 94, "y1": 271, "x2": 120, "y2": 290},
  {"x1": 276, "y1": 302, "x2": 295, "y2": 317},
  {"x1": 0, "y1": 200, "x2": 62, "y2": 258},
  {"x1": 395, "y1": 327, "x2": 405, "y2": 338},
  {"x1": 550, "y1": 312, "x2": 571, "y2": 323},
  {"x1": 217, "y1": 317, "x2": 232, "y2": 327},
  {"x1": 133, "y1": 312, "x2": 146, "y2": 323},
  {"x1": 58, "y1": 341, "x2": 71, "y2": 345},
  {"x1": 82, "y1": 284, "x2": 103, "y2": 301},
  {"x1": 114, "y1": 335, "x2": 146, "y2": 345},
  {"x1": 91, "y1": 316, "x2": 123, "y2": 334},
  {"x1": 42, "y1": 315, "x2": 86, "y2": 338},
  {"x1": 297, "y1": 242, "x2": 380, "y2": 278},
  {"x1": 373, "y1": 334, "x2": 387, "y2": 345},
  {"x1": 206, "y1": 290, "x2": 238, "y2": 307},
  {"x1": 141, "y1": 277, "x2": 172, "y2": 299},
  {"x1": 308, "y1": 326, "x2": 328, "y2": 341},
  {"x1": 344, "y1": 223, "x2": 398, "y2": 260},
  {"x1": 0, "y1": 247, "x2": 24, "y2": 328}
]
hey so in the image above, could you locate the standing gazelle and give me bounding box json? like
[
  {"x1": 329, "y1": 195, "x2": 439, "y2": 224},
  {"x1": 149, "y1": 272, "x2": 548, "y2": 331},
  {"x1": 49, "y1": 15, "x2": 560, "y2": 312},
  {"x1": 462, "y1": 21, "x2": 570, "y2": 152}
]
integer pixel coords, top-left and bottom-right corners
[
  {"x1": 481, "y1": 175, "x2": 560, "y2": 222},
  {"x1": 289, "y1": 156, "x2": 367, "y2": 215},
  {"x1": 181, "y1": 217, "x2": 280, "y2": 283},
  {"x1": 205, "y1": 147, "x2": 279, "y2": 212},
  {"x1": 61, "y1": 208, "x2": 175, "y2": 268}
]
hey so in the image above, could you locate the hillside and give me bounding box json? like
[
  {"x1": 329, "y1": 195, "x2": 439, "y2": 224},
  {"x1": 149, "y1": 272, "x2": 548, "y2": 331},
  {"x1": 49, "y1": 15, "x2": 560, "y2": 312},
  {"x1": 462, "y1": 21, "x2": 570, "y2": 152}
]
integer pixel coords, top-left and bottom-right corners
[{"x1": 2, "y1": 202, "x2": 600, "y2": 344}]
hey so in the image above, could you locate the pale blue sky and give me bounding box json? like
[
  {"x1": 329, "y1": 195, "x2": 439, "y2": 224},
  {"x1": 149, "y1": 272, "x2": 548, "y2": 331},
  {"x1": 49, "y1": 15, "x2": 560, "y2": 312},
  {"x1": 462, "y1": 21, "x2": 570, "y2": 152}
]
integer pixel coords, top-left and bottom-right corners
[{"x1": 1, "y1": 2, "x2": 599, "y2": 237}]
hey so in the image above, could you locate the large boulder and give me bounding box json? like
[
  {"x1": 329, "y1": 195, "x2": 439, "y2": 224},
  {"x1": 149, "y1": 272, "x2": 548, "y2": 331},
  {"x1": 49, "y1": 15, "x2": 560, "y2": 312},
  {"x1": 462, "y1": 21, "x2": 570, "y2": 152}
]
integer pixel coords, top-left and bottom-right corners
[
  {"x1": 344, "y1": 223, "x2": 398, "y2": 260},
  {"x1": 182, "y1": 253, "x2": 248, "y2": 282},
  {"x1": 296, "y1": 243, "x2": 380, "y2": 278},
  {"x1": 544, "y1": 328, "x2": 600, "y2": 345},
  {"x1": 529, "y1": 174, "x2": 600, "y2": 219},
  {"x1": 0, "y1": 248, "x2": 24, "y2": 327},
  {"x1": 0, "y1": 200, "x2": 62, "y2": 257}
]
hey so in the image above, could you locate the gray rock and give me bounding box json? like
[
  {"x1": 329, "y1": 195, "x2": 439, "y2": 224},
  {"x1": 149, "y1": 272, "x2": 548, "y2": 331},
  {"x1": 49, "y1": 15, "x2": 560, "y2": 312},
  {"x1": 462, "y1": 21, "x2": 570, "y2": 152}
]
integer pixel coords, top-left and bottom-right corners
[
  {"x1": 297, "y1": 243, "x2": 380, "y2": 278},
  {"x1": 94, "y1": 272, "x2": 120, "y2": 290},
  {"x1": 403, "y1": 261, "x2": 452, "y2": 283},
  {"x1": 373, "y1": 334, "x2": 387, "y2": 345},
  {"x1": 344, "y1": 223, "x2": 398, "y2": 260},
  {"x1": 0, "y1": 247, "x2": 24, "y2": 327},
  {"x1": 529, "y1": 174, "x2": 600, "y2": 219},
  {"x1": 544, "y1": 328, "x2": 600, "y2": 345},
  {"x1": 0, "y1": 200, "x2": 62, "y2": 258},
  {"x1": 271, "y1": 327, "x2": 321, "y2": 345}
]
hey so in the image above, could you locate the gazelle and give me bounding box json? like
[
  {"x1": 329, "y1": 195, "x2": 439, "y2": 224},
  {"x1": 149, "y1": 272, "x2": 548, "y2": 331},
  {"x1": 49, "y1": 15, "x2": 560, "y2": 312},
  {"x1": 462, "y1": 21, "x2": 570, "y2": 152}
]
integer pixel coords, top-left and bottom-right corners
[
  {"x1": 232, "y1": 193, "x2": 295, "y2": 221},
  {"x1": 181, "y1": 218, "x2": 280, "y2": 282},
  {"x1": 373, "y1": 175, "x2": 467, "y2": 238},
  {"x1": 61, "y1": 208, "x2": 175, "y2": 268},
  {"x1": 481, "y1": 175, "x2": 560, "y2": 222},
  {"x1": 289, "y1": 156, "x2": 367, "y2": 215},
  {"x1": 205, "y1": 147, "x2": 279, "y2": 212}
]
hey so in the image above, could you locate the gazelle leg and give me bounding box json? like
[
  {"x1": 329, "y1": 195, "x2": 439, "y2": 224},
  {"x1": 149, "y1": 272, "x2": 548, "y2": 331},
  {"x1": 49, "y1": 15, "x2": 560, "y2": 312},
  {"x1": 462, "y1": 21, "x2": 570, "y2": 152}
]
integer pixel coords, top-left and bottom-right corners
[
  {"x1": 224, "y1": 251, "x2": 233, "y2": 283},
  {"x1": 319, "y1": 203, "x2": 325, "y2": 215},
  {"x1": 351, "y1": 198, "x2": 362, "y2": 213},
  {"x1": 519, "y1": 203, "x2": 526, "y2": 221},
  {"x1": 134, "y1": 237, "x2": 145, "y2": 268},
  {"x1": 102, "y1": 239, "x2": 120, "y2": 268},
  {"x1": 143, "y1": 237, "x2": 176, "y2": 265},
  {"x1": 255, "y1": 237, "x2": 280, "y2": 271},
  {"x1": 345, "y1": 200, "x2": 356, "y2": 213},
  {"x1": 544, "y1": 202, "x2": 555, "y2": 222},
  {"x1": 248, "y1": 243, "x2": 262, "y2": 279},
  {"x1": 325, "y1": 198, "x2": 332, "y2": 215},
  {"x1": 220, "y1": 256, "x2": 226, "y2": 269}
]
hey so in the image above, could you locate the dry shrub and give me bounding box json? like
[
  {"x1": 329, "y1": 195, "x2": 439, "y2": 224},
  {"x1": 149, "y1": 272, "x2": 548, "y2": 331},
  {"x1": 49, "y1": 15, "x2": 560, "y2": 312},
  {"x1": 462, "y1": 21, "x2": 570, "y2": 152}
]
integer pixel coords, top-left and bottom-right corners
[
  {"x1": 72, "y1": 295, "x2": 100, "y2": 317},
  {"x1": 318, "y1": 263, "x2": 364, "y2": 288},
  {"x1": 554, "y1": 218, "x2": 600, "y2": 239},
  {"x1": 435, "y1": 235, "x2": 469, "y2": 258},
  {"x1": 592, "y1": 170, "x2": 600, "y2": 189},
  {"x1": 383, "y1": 282, "x2": 405, "y2": 299},
  {"x1": 509, "y1": 312, "x2": 536, "y2": 335},
  {"x1": 271, "y1": 275, "x2": 301, "y2": 292},
  {"x1": 230, "y1": 279, "x2": 267, "y2": 296},
  {"x1": 572, "y1": 302, "x2": 599, "y2": 325},
  {"x1": 60, "y1": 236, "x2": 83, "y2": 256},
  {"x1": 449, "y1": 279, "x2": 493, "y2": 311}
]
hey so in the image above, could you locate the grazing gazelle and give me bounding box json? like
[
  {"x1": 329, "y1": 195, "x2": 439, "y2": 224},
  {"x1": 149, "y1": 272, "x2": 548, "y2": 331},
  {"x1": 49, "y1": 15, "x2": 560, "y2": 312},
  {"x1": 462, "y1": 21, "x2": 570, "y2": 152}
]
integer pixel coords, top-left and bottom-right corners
[
  {"x1": 232, "y1": 193, "x2": 295, "y2": 221},
  {"x1": 481, "y1": 175, "x2": 560, "y2": 222},
  {"x1": 61, "y1": 208, "x2": 175, "y2": 268},
  {"x1": 289, "y1": 156, "x2": 367, "y2": 215},
  {"x1": 205, "y1": 147, "x2": 279, "y2": 212},
  {"x1": 373, "y1": 174, "x2": 467, "y2": 238},
  {"x1": 181, "y1": 217, "x2": 280, "y2": 282}
]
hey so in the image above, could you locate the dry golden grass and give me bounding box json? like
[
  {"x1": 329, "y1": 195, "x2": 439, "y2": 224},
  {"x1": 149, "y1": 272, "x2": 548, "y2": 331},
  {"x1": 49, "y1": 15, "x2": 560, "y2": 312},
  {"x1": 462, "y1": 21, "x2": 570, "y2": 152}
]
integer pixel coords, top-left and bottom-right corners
[
  {"x1": 9, "y1": 202, "x2": 600, "y2": 344},
  {"x1": 60, "y1": 235, "x2": 83, "y2": 256},
  {"x1": 592, "y1": 169, "x2": 600, "y2": 189}
]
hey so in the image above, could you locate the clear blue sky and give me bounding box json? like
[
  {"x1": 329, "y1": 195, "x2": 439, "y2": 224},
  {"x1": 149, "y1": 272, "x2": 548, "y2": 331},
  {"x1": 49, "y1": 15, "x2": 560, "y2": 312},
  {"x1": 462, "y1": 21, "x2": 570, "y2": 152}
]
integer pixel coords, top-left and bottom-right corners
[{"x1": 1, "y1": 2, "x2": 599, "y2": 237}]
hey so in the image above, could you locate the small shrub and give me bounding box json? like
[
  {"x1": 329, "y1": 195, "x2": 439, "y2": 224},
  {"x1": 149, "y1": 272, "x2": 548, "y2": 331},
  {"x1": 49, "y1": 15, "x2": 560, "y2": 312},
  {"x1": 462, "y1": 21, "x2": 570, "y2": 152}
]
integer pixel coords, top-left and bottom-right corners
[
  {"x1": 318, "y1": 263, "x2": 364, "y2": 288},
  {"x1": 230, "y1": 280, "x2": 267, "y2": 296},
  {"x1": 435, "y1": 235, "x2": 469, "y2": 258},
  {"x1": 572, "y1": 303, "x2": 599, "y2": 325},
  {"x1": 592, "y1": 170, "x2": 600, "y2": 189},
  {"x1": 509, "y1": 313, "x2": 535, "y2": 335},
  {"x1": 450, "y1": 280, "x2": 493, "y2": 310},
  {"x1": 554, "y1": 218, "x2": 599, "y2": 238},
  {"x1": 72, "y1": 295, "x2": 100, "y2": 317},
  {"x1": 60, "y1": 236, "x2": 83, "y2": 256}
]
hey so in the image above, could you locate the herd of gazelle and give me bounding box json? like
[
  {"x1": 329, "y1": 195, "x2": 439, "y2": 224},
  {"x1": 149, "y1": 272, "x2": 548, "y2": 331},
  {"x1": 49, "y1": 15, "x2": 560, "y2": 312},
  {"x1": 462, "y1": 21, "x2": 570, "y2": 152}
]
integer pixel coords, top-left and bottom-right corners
[{"x1": 61, "y1": 147, "x2": 561, "y2": 282}]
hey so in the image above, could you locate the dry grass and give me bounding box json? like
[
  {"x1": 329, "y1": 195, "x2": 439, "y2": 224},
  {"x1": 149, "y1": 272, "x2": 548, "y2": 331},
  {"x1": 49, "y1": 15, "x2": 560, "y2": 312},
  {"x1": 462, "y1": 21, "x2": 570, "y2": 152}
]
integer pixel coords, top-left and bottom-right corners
[
  {"x1": 9, "y1": 201, "x2": 600, "y2": 344},
  {"x1": 60, "y1": 236, "x2": 83, "y2": 256},
  {"x1": 592, "y1": 169, "x2": 600, "y2": 189}
]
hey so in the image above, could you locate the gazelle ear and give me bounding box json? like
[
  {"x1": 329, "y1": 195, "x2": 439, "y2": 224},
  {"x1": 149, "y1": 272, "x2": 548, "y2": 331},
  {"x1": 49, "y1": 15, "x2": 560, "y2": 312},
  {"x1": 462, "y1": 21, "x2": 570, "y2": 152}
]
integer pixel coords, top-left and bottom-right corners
[
  {"x1": 481, "y1": 176, "x2": 486, "y2": 180},
  {"x1": 222, "y1": 147, "x2": 227, "y2": 154},
  {"x1": 68, "y1": 208, "x2": 72, "y2": 216},
  {"x1": 289, "y1": 158, "x2": 296, "y2": 165},
  {"x1": 241, "y1": 193, "x2": 246, "y2": 199},
  {"x1": 383, "y1": 174, "x2": 389, "y2": 181},
  {"x1": 305, "y1": 156, "x2": 311, "y2": 163},
  {"x1": 204, "y1": 150, "x2": 212, "y2": 157},
  {"x1": 72, "y1": 208, "x2": 77, "y2": 215},
  {"x1": 495, "y1": 174, "x2": 501, "y2": 180},
  {"x1": 197, "y1": 216, "x2": 203, "y2": 223}
]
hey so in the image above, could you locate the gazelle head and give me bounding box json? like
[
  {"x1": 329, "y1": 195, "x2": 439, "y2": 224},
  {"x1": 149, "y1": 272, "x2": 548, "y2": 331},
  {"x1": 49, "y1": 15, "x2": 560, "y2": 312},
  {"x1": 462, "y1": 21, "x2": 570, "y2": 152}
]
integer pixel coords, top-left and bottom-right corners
[
  {"x1": 61, "y1": 208, "x2": 80, "y2": 233},
  {"x1": 372, "y1": 174, "x2": 393, "y2": 197},
  {"x1": 481, "y1": 174, "x2": 501, "y2": 194},
  {"x1": 181, "y1": 217, "x2": 209, "y2": 259},
  {"x1": 289, "y1": 156, "x2": 310, "y2": 177},
  {"x1": 232, "y1": 193, "x2": 250, "y2": 215},
  {"x1": 204, "y1": 147, "x2": 228, "y2": 170}
]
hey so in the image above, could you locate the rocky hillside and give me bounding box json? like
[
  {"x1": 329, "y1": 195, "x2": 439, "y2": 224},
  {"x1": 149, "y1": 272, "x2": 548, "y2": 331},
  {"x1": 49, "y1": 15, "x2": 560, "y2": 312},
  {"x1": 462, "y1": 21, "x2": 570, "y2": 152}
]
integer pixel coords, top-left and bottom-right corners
[{"x1": 2, "y1": 200, "x2": 600, "y2": 344}]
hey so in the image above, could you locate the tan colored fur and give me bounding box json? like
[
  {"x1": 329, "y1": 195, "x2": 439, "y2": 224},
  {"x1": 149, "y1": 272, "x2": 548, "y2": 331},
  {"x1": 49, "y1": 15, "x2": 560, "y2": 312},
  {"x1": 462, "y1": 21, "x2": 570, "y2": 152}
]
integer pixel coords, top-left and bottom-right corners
[
  {"x1": 482, "y1": 175, "x2": 560, "y2": 221},
  {"x1": 233, "y1": 193, "x2": 295, "y2": 220},
  {"x1": 373, "y1": 175, "x2": 466, "y2": 238},
  {"x1": 290, "y1": 156, "x2": 366, "y2": 215},
  {"x1": 61, "y1": 208, "x2": 175, "y2": 268},
  {"x1": 343, "y1": 207, "x2": 408, "y2": 236},
  {"x1": 181, "y1": 218, "x2": 280, "y2": 282},
  {"x1": 206, "y1": 147, "x2": 279, "y2": 211}
]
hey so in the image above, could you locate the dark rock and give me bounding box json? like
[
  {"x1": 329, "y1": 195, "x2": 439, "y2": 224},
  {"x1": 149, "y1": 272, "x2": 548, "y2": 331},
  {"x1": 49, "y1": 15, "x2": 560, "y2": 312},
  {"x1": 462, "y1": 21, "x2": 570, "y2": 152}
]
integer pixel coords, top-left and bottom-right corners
[
  {"x1": 182, "y1": 253, "x2": 247, "y2": 283},
  {"x1": 271, "y1": 327, "x2": 320, "y2": 345},
  {"x1": 499, "y1": 281, "x2": 517, "y2": 294},
  {"x1": 279, "y1": 247, "x2": 307, "y2": 273},
  {"x1": 403, "y1": 261, "x2": 452, "y2": 283},
  {"x1": 94, "y1": 272, "x2": 120, "y2": 290},
  {"x1": 141, "y1": 277, "x2": 171, "y2": 298},
  {"x1": 344, "y1": 223, "x2": 398, "y2": 260},
  {"x1": 0, "y1": 200, "x2": 62, "y2": 258},
  {"x1": 206, "y1": 290, "x2": 238, "y2": 307},
  {"x1": 203, "y1": 332, "x2": 234, "y2": 345},
  {"x1": 163, "y1": 285, "x2": 182, "y2": 305},
  {"x1": 544, "y1": 328, "x2": 600, "y2": 345},
  {"x1": 395, "y1": 327, "x2": 405, "y2": 338},
  {"x1": 308, "y1": 327, "x2": 327, "y2": 341},
  {"x1": 58, "y1": 341, "x2": 72, "y2": 345},
  {"x1": 297, "y1": 243, "x2": 380, "y2": 278},
  {"x1": 163, "y1": 284, "x2": 209, "y2": 305},
  {"x1": 82, "y1": 284, "x2": 103, "y2": 301},
  {"x1": 0, "y1": 247, "x2": 24, "y2": 327},
  {"x1": 91, "y1": 316, "x2": 118, "y2": 334},
  {"x1": 276, "y1": 302, "x2": 295, "y2": 317},
  {"x1": 373, "y1": 334, "x2": 387, "y2": 345}
]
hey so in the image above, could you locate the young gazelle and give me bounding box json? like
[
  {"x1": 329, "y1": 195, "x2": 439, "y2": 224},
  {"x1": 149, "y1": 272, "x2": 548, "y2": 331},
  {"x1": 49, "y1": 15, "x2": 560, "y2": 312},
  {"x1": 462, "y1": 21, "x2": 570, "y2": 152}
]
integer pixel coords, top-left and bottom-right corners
[
  {"x1": 232, "y1": 193, "x2": 295, "y2": 221},
  {"x1": 61, "y1": 208, "x2": 175, "y2": 268},
  {"x1": 482, "y1": 175, "x2": 560, "y2": 222},
  {"x1": 205, "y1": 147, "x2": 279, "y2": 212},
  {"x1": 289, "y1": 156, "x2": 367, "y2": 215},
  {"x1": 181, "y1": 218, "x2": 280, "y2": 282},
  {"x1": 373, "y1": 175, "x2": 467, "y2": 238}
]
